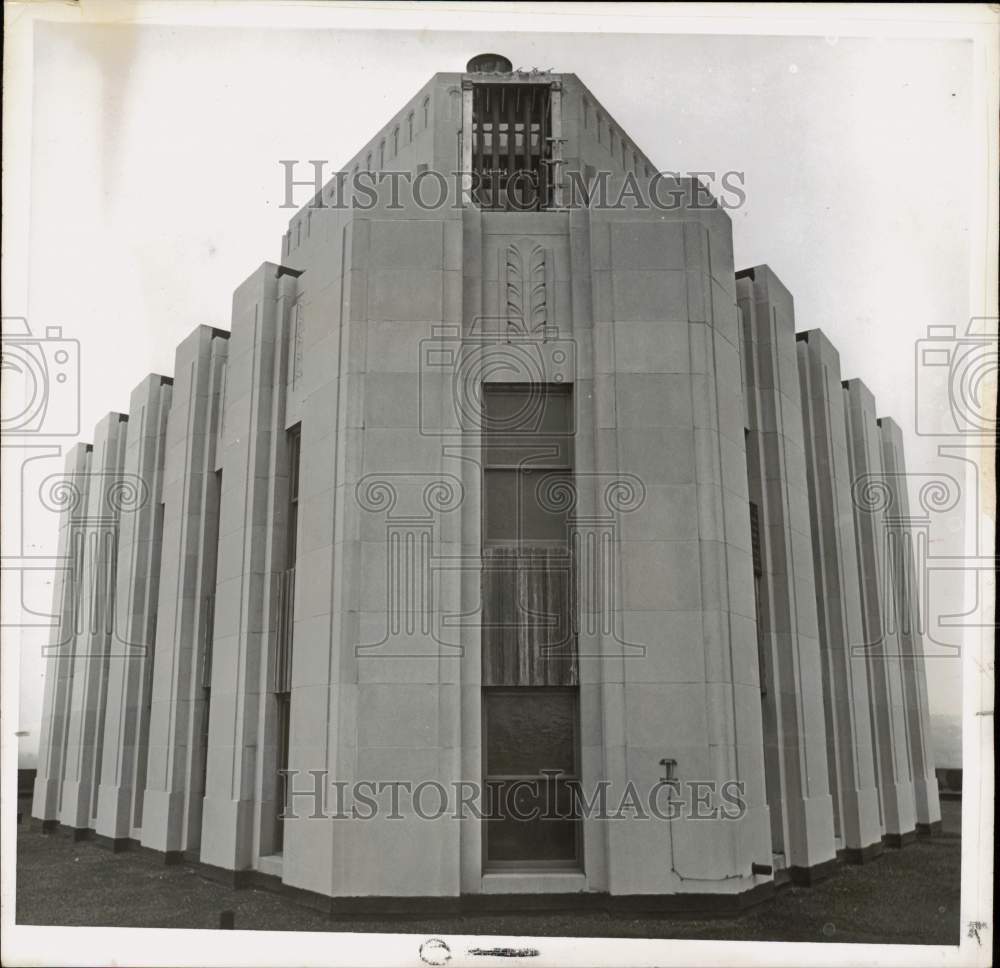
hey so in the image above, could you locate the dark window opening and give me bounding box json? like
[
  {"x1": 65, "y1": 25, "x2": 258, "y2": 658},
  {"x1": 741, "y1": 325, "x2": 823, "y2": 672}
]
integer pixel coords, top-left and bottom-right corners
[
  {"x1": 471, "y1": 84, "x2": 553, "y2": 211},
  {"x1": 132, "y1": 500, "x2": 166, "y2": 829},
  {"x1": 483, "y1": 688, "x2": 581, "y2": 868},
  {"x1": 272, "y1": 424, "x2": 300, "y2": 853},
  {"x1": 285, "y1": 426, "x2": 301, "y2": 573},
  {"x1": 89, "y1": 526, "x2": 119, "y2": 823},
  {"x1": 198, "y1": 470, "x2": 222, "y2": 809},
  {"x1": 481, "y1": 386, "x2": 580, "y2": 870},
  {"x1": 482, "y1": 384, "x2": 573, "y2": 549},
  {"x1": 749, "y1": 499, "x2": 766, "y2": 696},
  {"x1": 747, "y1": 452, "x2": 784, "y2": 855},
  {"x1": 273, "y1": 692, "x2": 291, "y2": 841}
]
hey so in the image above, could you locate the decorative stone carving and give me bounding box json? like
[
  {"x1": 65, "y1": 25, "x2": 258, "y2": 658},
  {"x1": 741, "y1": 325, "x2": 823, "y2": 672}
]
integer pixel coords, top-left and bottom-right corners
[{"x1": 504, "y1": 241, "x2": 548, "y2": 338}]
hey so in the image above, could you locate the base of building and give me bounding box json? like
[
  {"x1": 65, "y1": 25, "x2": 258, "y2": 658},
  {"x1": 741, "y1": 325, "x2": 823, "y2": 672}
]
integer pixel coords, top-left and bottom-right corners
[
  {"x1": 915, "y1": 821, "x2": 942, "y2": 837},
  {"x1": 27, "y1": 820, "x2": 776, "y2": 915},
  {"x1": 883, "y1": 830, "x2": 917, "y2": 848},
  {"x1": 195, "y1": 858, "x2": 251, "y2": 889},
  {"x1": 93, "y1": 834, "x2": 134, "y2": 853},
  {"x1": 93, "y1": 836, "x2": 187, "y2": 862},
  {"x1": 235, "y1": 871, "x2": 777, "y2": 917},
  {"x1": 77, "y1": 829, "x2": 185, "y2": 864},
  {"x1": 53, "y1": 825, "x2": 94, "y2": 843},
  {"x1": 839, "y1": 840, "x2": 884, "y2": 864},
  {"x1": 787, "y1": 856, "x2": 839, "y2": 886},
  {"x1": 32, "y1": 818, "x2": 59, "y2": 834}
]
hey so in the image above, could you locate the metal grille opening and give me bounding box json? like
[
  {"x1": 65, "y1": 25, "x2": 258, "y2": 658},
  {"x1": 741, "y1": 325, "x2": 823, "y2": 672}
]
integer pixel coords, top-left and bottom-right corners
[{"x1": 471, "y1": 84, "x2": 552, "y2": 211}]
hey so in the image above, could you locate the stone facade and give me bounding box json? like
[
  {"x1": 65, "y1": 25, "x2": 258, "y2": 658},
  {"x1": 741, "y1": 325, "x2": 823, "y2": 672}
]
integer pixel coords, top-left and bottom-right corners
[{"x1": 32, "y1": 60, "x2": 940, "y2": 905}]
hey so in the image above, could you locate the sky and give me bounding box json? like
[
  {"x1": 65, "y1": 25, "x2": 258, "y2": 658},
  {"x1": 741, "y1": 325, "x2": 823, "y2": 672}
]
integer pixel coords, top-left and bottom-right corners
[{"x1": 4, "y1": 4, "x2": 995, "y2": 765}]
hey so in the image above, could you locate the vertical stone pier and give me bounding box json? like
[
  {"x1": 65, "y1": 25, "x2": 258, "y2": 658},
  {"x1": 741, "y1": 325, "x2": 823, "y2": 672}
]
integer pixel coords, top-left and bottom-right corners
[
  {"x1": 95, "y1": 375, "x2": 172, "y2": 844},
  {"x1": 142, "y1": 326, "x2": 228, "y2": 855},
  {"x1": 797, "y1": 330, "x2": 883, "y2": 860},
  {"x1": 58, "y1": 413, "x2": 129, "y2": 833},
  {"x1": 738, "y1": 268, "x2": 835, "y2": 882},
  {"x1": 844, "y1": 380, "x2": 917, "y2": 843}
]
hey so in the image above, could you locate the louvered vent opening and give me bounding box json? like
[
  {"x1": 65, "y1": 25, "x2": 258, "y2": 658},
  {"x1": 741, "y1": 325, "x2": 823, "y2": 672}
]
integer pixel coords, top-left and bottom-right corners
[{"x1": 471, "y1": 84, "x2": 552, "y2": 211}]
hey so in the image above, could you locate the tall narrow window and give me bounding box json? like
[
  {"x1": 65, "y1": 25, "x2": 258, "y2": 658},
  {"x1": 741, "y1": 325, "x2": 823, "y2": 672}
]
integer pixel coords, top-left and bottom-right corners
[
  {"x1": 378, "y1": 140, "x2": 385, "y2": 170},
  {"x1": 72, "y1": 529, "x2": 86, "y2": 635},
  {"x1": 596, "y1": 113, "x2": 603, "y2": 144},
  {"x1": 89, "y1": 513, "x2": 121, "y2": 823},
  {"x1": 198, "y1": 470, "x2": 223, "y2": 809},
  {"x1": 392, "y1": 126, "x2": 399, "y2": 156},
  {"x1": 582, "y1": 98, "x2": 590, "y2": 129},
  {"x1": 481, "y1": 385, "x2": 580, "y2": 869},
  {"x1": 749, "y1": 499, "x2": 765, "y2": 697},
  {"x1": 407, "y1": 111, "x2": 414, "y2": 142},
  {"x1": 272, "y1": 424, "x2": 300, "y2": 854},
  {"x1": 286, "y1": 427, "x2": 301, "y2": 571},
  {"x1": 58, "y1": 527, "x2": 87, "y2": 815},
  {"x1": 423, "y1": 96, "x2": 430, "y2": 128},
  {"x1": 747, "y1": 441, "x2": 785, "y2": 856},
  {"x1": 132, "y1": 500, "x2": 166, "y2": 829}
]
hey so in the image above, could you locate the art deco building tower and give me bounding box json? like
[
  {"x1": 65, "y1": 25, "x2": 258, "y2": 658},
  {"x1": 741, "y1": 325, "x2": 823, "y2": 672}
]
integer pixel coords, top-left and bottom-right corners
[{"x1": 33, "y1": 53, "x2": 939, "y2": 910}]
